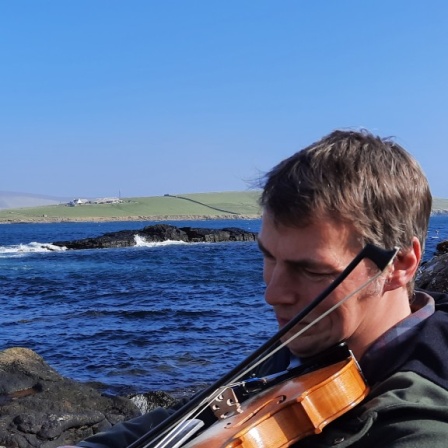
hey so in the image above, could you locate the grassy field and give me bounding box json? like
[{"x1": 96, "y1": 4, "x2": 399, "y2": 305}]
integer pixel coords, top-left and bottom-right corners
[
  {"x1": 0, "y1": 191, "x2": 262, "y2": 223},
  {"x1": 1, "y1": 191, "x2": 447, "y2": 223},
  {"x1": 432, "y1": 197, "x2": 448, "y2": 212}
]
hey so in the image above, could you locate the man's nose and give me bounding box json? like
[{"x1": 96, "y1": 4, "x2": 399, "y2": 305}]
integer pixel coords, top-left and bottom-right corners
[{"x1": 264, "y1": 265, "x2": 299, "y2": 306}]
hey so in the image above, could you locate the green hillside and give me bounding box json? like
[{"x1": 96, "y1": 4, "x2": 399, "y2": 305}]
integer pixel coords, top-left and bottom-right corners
[
  {"x1": 0, "y1": 191, "x2": 262, "y2": 223},
  {"x1": 432, "y1": 197, "x2": 448, "y2": 212},
  {"x1": 1, "y1": 192, "x2": 447, "y2": 223}
]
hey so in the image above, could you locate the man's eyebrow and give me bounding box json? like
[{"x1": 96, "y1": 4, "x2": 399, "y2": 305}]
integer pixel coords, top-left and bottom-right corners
[
  {"x1": 257, "y1": 237, "x2": 310, "y2": 265},
  {"x1": 256, "y1": 237, "x2": 340, "y2": 271}
]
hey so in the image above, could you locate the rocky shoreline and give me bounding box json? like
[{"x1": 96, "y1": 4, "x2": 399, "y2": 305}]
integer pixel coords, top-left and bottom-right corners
[
  {"x1": 1, "y1": 210, "x2": 447, "y2": 225},
  {"x1": 0, "y1": 347, "x2": 179, "y2": 448},
  {"x1": 3, "y1": 235, "x2": 448, "y2": 447},
  {"x1": 0, "y1": 214, "x2": 262, "y2": 224}
]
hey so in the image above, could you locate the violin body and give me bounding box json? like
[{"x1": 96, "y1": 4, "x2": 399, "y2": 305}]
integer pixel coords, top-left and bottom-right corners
[{"x1": 182, "y1": 356, "x2": 368, "y2": 448}]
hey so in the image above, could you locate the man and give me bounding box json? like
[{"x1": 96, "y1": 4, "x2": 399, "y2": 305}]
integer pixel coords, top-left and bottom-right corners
[{"x1": 74, "y1": 130, "x2": 448, "y2": 447}]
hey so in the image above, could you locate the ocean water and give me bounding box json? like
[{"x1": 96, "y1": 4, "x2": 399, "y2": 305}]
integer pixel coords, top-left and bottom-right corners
[{"x1": 1, "y1": 216, "x2": 447, "y2": 397}]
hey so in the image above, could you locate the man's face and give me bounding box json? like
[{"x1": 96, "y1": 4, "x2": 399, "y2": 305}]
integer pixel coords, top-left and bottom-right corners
[{"x1": 257, "y1": 210, "x2": 384, "y2": 358}]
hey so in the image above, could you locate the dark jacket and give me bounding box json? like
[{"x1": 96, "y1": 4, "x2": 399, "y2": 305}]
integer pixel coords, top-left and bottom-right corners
[{"x1": 78, "y1": 290, "x2": 448, "y2": 448}]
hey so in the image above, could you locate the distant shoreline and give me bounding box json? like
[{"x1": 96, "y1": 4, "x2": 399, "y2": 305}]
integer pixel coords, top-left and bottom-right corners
[
  {"x1": 0, "y1": 214, "x2": 262, "y2": 224},
  {"x1": 2, "y1": 211, "x2": 448, "y2": 225}
]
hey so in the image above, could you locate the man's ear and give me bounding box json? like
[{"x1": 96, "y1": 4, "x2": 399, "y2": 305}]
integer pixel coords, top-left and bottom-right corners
[{"x1": 384, "y1": 237, "x2": 422, "y2": 291}]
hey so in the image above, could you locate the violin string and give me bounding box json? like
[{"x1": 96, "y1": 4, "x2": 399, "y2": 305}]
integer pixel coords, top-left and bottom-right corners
[
  {"x1": 151, "y1": 267, "x2": 389, "y2": 447},
  {"x1": 149, "y1": 386, "x2": 232, "y2": 448},
  {"x1": 192, "y1": 250, "x2": 398, "y2": 412},
  {"x1": 221, "y1": 270, "x2": 385, "y2": 387},
  {"x1": 226, "y1": 248, "x2": 398, "y2": 383},
  {"x1": 146, "y1": 248, "x2": 397, "y2": 448},
  {"x1": 255, "y1": 271, "x2": 383, "y2": 368}
]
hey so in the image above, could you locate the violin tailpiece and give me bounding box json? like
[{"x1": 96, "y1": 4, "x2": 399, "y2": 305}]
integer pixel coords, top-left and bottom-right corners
[{"x1": 209, "y1": 387, "x2": 242, "y2": 419}]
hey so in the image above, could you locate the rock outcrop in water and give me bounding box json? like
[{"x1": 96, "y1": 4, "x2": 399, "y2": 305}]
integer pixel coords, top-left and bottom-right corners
[
  {"x1": 52, "y1": 224, "x2": 257, "y2": 250},
  {"x1": 0, "y1": 347, "x2": 177, "y2": 448},
  {"x1": 415, "y1": 239, "x2": 448, "y2": 293}
]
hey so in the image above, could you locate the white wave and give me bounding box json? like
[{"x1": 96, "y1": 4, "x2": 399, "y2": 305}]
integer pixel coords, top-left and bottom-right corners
[
  {"x1": 133, "y1": 235, "x2": 187, "y2": 247},
  {"x1": 0, "y1": 241, "x2": 67, "y2": 257}
]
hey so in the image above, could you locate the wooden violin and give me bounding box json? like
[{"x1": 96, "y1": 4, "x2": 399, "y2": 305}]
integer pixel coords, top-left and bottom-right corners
[
  {"x1": 182, "y1": 354, "x2": 368, "y2": 448},
  {"x1": 128, "y1": 244, "x2": 398, "y2": 448}
]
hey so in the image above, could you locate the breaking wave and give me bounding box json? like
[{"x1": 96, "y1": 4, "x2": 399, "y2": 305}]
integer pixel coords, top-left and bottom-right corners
[
  {"x1": 133, "y1": 235, "x2": 187, "y2": 247},
  {"x1": 0, "y1": 242, "x2": 66, "y2": 257}
]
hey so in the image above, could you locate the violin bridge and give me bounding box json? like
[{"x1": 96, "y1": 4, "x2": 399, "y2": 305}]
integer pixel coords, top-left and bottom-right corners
[{"x1": 209, "y1": 388, "x2": 242, "y2": 419}]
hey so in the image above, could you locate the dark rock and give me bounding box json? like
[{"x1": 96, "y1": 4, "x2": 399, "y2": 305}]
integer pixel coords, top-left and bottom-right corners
[
  {"x1": 416, "y1": 239, "x2": 448, "y2": 293},
  {"x1": 0, "y1": 348, "x2": 175, "y2": 448},
  {"x1": 52, "y1": 224, "x2": 257, "y2": 250},
  {"x1": 436, "y1": 240, "x2": 448, "y2": 255},
  {"x1": 181, "y1": 226, "x2": 257, "y2": 243},
  {"x1": 416, "y1": 251, "x2": 448, "y2": 293},
  {"x1": 129, "y1": 391, "x2": 177, "y2": 415}
]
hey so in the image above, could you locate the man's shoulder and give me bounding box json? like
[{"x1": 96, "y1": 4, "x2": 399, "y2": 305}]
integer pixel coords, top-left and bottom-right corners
[
  {"x1": 299, "y1": 371, "x2": 448, "y2": 448},
  {"x1": 369, "y1": 370, "x2": 448, "y2": 404},
  {"x1": 406, "y1": 290, "x2": 448, "y2": 390},
  {"x1": 358, "y1": 371, "x2": 448, "y2": 444},
  {"x1": 363, "y1": 289, "x2": 448, "y2": 391}
]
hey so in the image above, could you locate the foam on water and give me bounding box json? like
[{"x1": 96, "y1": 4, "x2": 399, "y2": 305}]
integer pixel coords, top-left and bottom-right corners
[
  {"x1": 0, "y1": 241, "x2": 67, "y2": 257},
  {"x1": 0, "y1": 236, "x2": 187, "y2": 257},
  {"x1": 133, "y1": 235, "x2": 188, "y2": 247}
]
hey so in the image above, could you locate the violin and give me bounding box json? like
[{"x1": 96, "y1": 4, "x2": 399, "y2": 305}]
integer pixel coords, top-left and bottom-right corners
[
  {"x1": 129, "y1": 244, "x2": 398, "y2": 448},
  {"x1": 182, "y1": 354, "x2": 368, "y2": 448}
]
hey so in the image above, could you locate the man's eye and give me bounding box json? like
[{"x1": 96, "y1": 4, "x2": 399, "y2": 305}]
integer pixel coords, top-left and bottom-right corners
[{"x1": 303, "y1": 270, "x2": 334, "y2": 280}]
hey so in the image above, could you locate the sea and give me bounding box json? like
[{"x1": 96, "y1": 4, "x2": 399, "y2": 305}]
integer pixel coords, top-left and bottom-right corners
[{"x1": 1, "y1": 216, "x2": 448, "y2": 398}]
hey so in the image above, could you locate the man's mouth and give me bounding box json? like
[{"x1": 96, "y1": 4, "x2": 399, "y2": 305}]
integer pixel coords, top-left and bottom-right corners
[
  {"x1": 276, "y1": 316, "x2": 293, "y2": 328},
  {"x1": 277, "y1": 315, "x2": 311, "y2": 332}
]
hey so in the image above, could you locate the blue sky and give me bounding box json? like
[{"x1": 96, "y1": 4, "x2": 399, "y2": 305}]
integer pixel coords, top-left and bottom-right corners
[{"x1": 1, "y1": 1, "x2": 447, "y2": 198}]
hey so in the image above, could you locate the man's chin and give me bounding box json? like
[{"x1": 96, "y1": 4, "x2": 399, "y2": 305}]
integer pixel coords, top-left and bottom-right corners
[
  {"x1": 286, "y1": 337, "x2": 333, "y2": 359},
  {"x1": 288, "y1": 338, "x2": 343, "y2": 359},
  {"x1": 288, "y1": 345, "x2": 321, "y2": 359}
]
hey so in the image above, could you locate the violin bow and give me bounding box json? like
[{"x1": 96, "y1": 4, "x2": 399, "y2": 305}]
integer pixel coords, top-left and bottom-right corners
[{"x1": 128, "y1": 243, "x2": 399, "y2": 448}]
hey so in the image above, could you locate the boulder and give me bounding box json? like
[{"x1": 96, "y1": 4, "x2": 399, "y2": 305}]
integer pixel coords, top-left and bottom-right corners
[
  {"x1": 0, "y1": 348, "x2": 175, "y2": 448},
  {"x1": 435, "y1": 240, "x2": 448, "y2": 255},
  {"x1": 416, "y1": 240, "x2": 448, "y2": 293}
]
